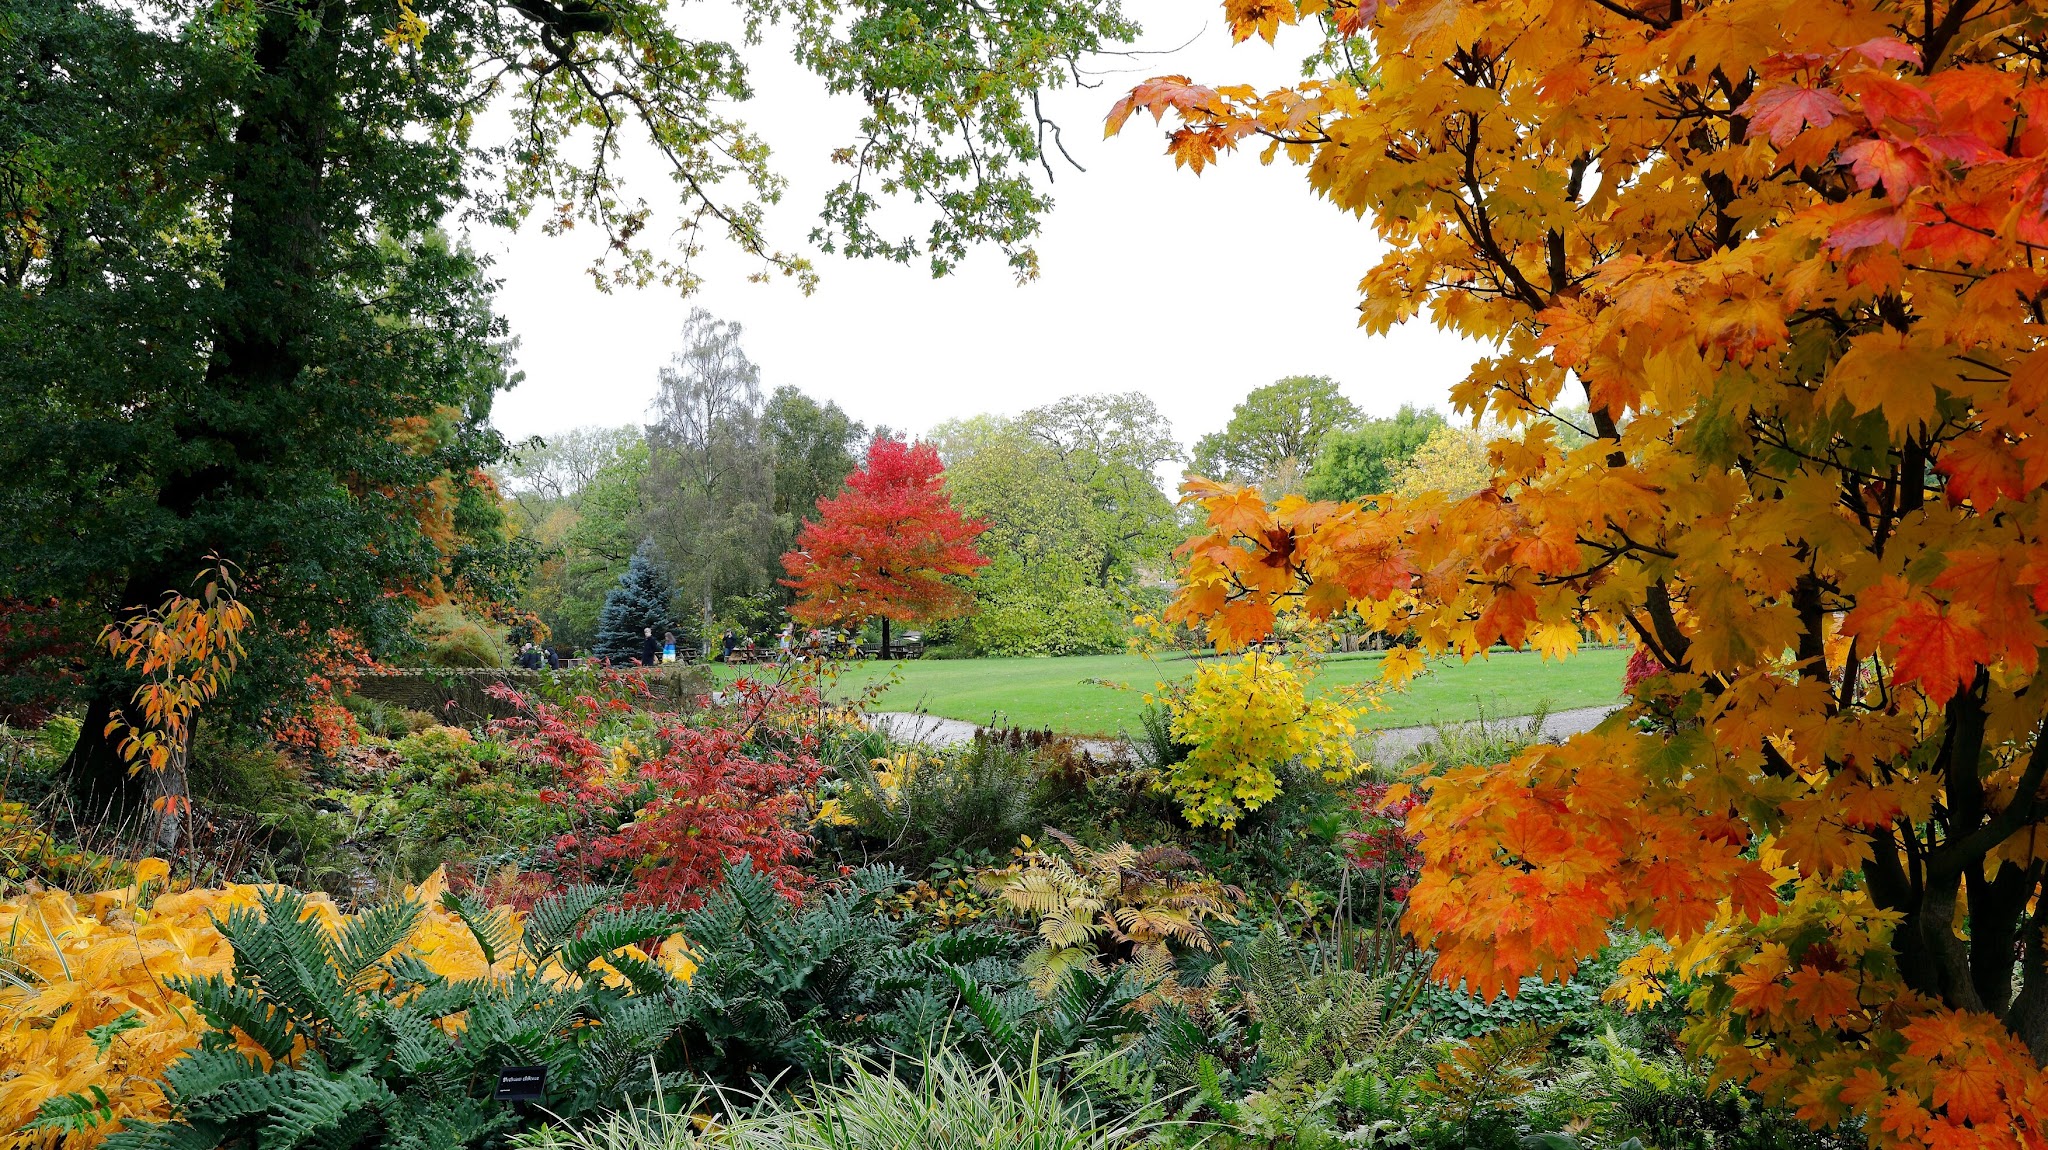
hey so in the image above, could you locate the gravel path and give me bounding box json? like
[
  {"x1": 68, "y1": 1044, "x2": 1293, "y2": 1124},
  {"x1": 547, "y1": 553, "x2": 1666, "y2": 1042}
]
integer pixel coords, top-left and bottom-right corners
[{"x1": 867, "y1": 704, "x2": 1619, "y2": 761}]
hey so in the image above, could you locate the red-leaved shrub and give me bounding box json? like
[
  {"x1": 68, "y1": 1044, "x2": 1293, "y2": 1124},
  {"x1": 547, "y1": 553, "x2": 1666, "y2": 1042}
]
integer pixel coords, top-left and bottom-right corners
[{"x1": 493, "y1": 672, "x2": 825, "y2": 909}]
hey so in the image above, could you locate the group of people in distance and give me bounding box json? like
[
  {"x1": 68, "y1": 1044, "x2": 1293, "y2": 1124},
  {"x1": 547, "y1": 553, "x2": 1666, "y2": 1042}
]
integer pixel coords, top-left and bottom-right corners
[
  {"x1": 513, "y1": 622, "x2": 837, "y2": 672},
  {"x1": 639, "y1": 623, "x2": 796, "y2": 665},
  {"x1": 514, "y1": 641, "x2": 561, "y2": 670}
]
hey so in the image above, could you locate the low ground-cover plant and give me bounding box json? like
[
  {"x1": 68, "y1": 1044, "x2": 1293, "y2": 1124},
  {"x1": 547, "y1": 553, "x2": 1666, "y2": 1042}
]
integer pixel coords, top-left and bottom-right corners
[{"x1": 514, "y1": 1043, "x2": 1156, "y2": 1150}]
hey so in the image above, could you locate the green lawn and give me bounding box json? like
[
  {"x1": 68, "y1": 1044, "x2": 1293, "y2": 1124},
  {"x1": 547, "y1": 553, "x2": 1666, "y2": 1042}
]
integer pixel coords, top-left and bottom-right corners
[{"x1": 720, "y1": 647, "x2": 1630, "y2": 736}]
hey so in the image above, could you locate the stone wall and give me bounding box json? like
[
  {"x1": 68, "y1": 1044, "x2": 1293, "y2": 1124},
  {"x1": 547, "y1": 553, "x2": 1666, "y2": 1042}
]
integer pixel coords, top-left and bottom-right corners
[{"x1": 353, "y1": 665, "x2": 711, "y2": 726}]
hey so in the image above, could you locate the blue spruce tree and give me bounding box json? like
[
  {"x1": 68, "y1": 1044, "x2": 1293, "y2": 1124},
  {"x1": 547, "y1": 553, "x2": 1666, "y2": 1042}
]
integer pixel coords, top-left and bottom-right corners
[{"x1": 593, "y1": 542, "x2": 675, "y2": 662}]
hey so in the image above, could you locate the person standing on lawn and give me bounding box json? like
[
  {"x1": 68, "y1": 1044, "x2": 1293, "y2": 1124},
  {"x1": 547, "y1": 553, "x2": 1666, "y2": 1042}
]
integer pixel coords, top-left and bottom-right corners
[{"x1": 640, "y1": 627, "x2": 659, "y2": 667}]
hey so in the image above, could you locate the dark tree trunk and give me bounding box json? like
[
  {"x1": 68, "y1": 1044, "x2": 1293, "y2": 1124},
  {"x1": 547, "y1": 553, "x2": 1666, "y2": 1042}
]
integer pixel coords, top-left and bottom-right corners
[
  {"x1": 62, "y1": 0, "x2": 339, "y2": 829},
  {"x1": 66, "y1": 692, "x2": 150, "y2": 824},
  {"x1": 881, "y1": 617, "x2": 891, "y2": 660}
]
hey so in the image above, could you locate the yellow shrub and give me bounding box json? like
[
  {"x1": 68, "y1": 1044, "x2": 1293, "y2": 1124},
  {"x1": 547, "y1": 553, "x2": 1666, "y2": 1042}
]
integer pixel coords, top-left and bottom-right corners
[
  {"x1": 0, "y1": 867, "x2": 692, "y2": 1146},
  {"x1": 1164, "y1": 654, "x2": 1359, "y2": 829},
  {"x1": 1, "y1": 863, "x2": 250, "y2": 1148}
]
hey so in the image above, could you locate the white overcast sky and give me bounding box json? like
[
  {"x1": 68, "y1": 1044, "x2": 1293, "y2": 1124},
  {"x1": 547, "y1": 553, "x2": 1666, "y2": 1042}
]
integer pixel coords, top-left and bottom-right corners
[{"x1": 478, "y1": 0, "x2": 1481, "y2": 453}]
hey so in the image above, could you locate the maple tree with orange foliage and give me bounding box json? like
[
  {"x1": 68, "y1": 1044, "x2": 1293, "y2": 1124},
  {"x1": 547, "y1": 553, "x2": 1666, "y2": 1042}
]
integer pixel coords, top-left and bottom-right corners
[
  {"x1": 782, "y1": 437, "x2": 989, "y2": 656},
  {"x1": 1118, "y1": 0, "x2": 2048, "y2": 1143}
]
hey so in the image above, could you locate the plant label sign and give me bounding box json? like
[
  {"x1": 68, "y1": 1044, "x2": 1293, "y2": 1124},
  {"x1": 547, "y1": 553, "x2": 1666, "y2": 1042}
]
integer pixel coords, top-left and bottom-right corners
[{"x1": 495, "y1": 1065, "x2": 547, "y2": 1102}]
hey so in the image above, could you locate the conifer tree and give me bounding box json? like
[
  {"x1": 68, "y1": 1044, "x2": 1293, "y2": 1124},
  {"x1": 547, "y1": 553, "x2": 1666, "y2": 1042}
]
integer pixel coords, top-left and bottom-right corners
[{"x1": 593, "y1": 544, "x2": 674, "y2": 662}]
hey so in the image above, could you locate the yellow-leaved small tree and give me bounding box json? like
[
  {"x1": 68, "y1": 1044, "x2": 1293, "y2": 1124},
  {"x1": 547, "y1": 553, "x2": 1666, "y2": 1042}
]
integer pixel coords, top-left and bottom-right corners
[{"x1": 1164, "y1": 654, "x2": 1359, "y2": 829}]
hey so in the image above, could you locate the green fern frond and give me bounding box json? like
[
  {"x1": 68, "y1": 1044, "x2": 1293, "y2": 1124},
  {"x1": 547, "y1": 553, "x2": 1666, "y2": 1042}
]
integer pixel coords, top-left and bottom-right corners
[
  {"x1": 556, "y1": 905, "x2": 687, "y2": 973},
  {"x1": 334, "y1": 896, "x2": 424, "y2": 989},
  {"x1": 164, "y1": 974, "x2": 296, "y2": 1062},
  {"x1": 522, "y1": 883, "x2": 614, "y2": 960}
]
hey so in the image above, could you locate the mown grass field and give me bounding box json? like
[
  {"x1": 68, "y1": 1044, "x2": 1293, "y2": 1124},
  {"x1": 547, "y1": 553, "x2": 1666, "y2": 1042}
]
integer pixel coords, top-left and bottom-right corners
[{"x1": 718, "y1": 647, "x2": 1631, "y2": 735}]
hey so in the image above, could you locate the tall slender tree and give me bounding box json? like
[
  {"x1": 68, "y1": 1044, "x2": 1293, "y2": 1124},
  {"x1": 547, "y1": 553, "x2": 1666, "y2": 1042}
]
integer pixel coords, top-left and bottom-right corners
[{"x1": 642, "y1": 310, "x2": 779, "y2": 651}]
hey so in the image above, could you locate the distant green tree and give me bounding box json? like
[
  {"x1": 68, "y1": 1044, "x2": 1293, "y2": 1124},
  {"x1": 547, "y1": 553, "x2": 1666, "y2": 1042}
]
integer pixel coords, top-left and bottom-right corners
[
  {"x1": 1022, "y1": 392, "x2": 1182, "y2": 587},
  {"x1": 763, "y1": 386, "x2": 866, "y2": 536},
  {"x1": 642, "y1": 311, "x2": 780, "y2": 649},
  {"x1": 1305, "y1": 405, "x2": 1446, "y2": 502},
  {"x1": 593, "y1": 544, "x2": 676, "y2": 662},
  {"x1": 1192, "y1": 376, "x2": 1361, "y2": 492},
  {"x1": 501, "y1": 429, "x2": 647, "y2": 652},
  {"x1": 932, "y1": 396, "x2": 1180, "y2": 656}
]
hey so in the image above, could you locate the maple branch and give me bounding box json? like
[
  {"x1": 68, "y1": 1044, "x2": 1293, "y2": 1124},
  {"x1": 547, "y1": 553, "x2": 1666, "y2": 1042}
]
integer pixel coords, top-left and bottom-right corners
[
  {"x1": 1620, "y1": 607, "x2": 1677, "y2": 669},
  {"x1": 1449, "y1": 111, "x2": 1551, "y2": 312},
  {"x1": 1793, "y1": 573, "x2": 1827, "y2": 686},
  {"x1": 1932, "y1": 701, "x2": 2048, "y2": 885},
  {"x1": 1836, "y1": 636, "x2": 1863, "y2": 713},
  {"x1": 1582, "y1": 0, "x2": 1672, "y2": 27},
  {"x1": 1921, "y1": 0, "x2": 1984, "y2": 71},
  {"x1": 1643, "y1": 580, "x2": 1691, "y2": 667}
]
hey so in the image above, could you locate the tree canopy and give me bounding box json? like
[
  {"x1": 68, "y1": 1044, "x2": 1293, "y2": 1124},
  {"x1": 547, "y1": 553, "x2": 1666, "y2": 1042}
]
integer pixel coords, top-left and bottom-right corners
[
  {"x1": 1125, "y1": 0, "x2": 2048, "y2": 1140},
  {"x1": 1192, "y1": 375, "x2": 1361, "y2": 492},
  {"x1": 1304, "y1": 405, "x2": 1446, "y2": 502},
  {"x1": 930, "y1": 395, "x2": 1180, "y2": 655},
  {"x1": 782, "y1": 438, "x2": 988, "y2": 652}
]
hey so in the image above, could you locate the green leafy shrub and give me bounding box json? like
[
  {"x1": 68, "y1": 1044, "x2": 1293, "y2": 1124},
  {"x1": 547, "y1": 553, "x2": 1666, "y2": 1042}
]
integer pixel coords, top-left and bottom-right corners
[
  {"x1": 417, "y1": 605, "x2": 512, "y2": 668},
  {"x1": 834, "y1": 739, "x2": 1036, "y2": 868},
  {"x1": 319, "y1": 726, "x2": 570, "y2": 884},
  {"x1": 104, "y1": 884, "x2": 693, "y2": 1149},
  {"x1": 342, "y1": 694, "x2": 439, "y2": 738},
  {"x1": 961, "y1": 568, "x2": 1128, "y2": 657},
  {"x1": 38, "y1": 713, "x2": 80, "y2": 761}
]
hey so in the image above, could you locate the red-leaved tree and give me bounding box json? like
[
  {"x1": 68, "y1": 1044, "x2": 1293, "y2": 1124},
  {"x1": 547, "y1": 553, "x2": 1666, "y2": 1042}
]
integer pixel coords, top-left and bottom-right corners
[{"x1": 781, "y1": 436, "x2": 988, "y2": 656}]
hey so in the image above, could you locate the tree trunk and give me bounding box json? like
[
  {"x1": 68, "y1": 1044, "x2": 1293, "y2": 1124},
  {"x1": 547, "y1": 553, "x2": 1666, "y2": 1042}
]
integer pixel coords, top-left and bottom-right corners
[
  {"x1": 881, "y1": 617, "x2": 891, "y2": 661},
  {"x1": 62, "y1": 0, "x2": 340, "y2": 831},
  {"x1": 66, "y1": 692, "x2": 150, "y2": 825}
]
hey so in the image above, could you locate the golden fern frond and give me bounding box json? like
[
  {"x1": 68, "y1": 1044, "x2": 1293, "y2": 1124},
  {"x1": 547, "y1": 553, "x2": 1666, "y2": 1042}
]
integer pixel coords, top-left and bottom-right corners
[
  {"x1": 1025, "y1": 943, "x2": 1104, "y2": 997},
  {"x1": 1039, "y1": 901, "x2": 1105, "y2": 950},
  {"x1": 1419, "y1": 1023, "x2": 1558, "y2": 1118}
]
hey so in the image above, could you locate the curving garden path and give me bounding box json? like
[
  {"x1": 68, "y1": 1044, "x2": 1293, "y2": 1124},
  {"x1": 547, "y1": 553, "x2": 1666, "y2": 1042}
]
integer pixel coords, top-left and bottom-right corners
[{"x1": 866, "y1": 703, "x2": 1619, "y2": 762}]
